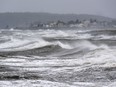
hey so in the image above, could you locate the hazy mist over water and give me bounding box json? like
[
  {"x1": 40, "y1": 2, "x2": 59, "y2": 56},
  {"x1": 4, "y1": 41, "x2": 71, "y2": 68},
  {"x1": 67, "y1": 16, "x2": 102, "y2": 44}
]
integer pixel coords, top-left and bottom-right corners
[{"x1": 0, "y1": 0, "x2": 116, "y2": 18}]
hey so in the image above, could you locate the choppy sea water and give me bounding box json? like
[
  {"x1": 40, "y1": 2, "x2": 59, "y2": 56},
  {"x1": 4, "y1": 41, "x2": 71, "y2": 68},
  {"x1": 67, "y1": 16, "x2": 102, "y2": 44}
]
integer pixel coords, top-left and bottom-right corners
[{"x1": 0, "y1": 28, "x2": 116, "y2": 87}]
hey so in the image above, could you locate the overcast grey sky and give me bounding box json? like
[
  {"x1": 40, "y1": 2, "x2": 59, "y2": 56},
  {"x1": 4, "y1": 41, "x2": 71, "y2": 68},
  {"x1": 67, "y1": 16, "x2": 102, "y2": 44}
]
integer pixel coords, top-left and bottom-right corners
[{"x1": 0, "y1": 0, "x2": 116, "y2": 18}]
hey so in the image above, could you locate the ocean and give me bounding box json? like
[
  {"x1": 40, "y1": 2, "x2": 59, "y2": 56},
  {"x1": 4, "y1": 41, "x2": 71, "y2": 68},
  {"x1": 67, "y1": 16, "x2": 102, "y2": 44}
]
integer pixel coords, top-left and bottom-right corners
[{"x1": 0, "y1": 28, "x2": 116, "y2": 87}]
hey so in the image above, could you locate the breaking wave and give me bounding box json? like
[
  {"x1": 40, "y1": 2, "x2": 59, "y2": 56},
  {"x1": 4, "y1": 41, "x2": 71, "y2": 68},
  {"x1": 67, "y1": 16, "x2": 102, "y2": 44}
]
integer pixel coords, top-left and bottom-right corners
[{"x1": 0, "y1": 29, "x2": 116, "y2": 87}]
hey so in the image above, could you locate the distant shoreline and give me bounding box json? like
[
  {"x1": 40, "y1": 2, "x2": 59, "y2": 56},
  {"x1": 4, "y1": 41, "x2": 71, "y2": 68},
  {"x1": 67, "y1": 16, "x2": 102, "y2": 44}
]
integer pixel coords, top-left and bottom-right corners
[{"x1": 0, "y1": 12, "x2": 115, "y2": 29}]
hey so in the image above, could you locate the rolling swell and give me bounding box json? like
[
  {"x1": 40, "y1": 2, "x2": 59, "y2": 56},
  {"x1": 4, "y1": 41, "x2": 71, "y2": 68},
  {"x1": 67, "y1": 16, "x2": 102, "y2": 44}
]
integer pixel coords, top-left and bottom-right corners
[
  {"x1": 0, "y1": 44, "x2": 63, "y2": 56},
  {"x1": 88, "y1": 30, "x2": 116, "y2": 35},
  {"x1": 0, "y1": 29, "x2": 116, "y2": 86}
]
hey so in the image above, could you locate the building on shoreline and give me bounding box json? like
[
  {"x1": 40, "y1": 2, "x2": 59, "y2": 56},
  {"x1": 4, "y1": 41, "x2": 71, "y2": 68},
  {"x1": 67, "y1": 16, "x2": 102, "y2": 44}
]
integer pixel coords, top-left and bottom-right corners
[{"x1": 29, "y1": 19, "x2": 114, "y2": 29}]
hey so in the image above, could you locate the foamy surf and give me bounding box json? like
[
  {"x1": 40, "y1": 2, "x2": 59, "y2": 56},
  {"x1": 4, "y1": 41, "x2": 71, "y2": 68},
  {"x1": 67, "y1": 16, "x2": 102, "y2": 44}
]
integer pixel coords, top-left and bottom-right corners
[{"x1": 0, "y1": 28, "x2": 116, "y2": 87}]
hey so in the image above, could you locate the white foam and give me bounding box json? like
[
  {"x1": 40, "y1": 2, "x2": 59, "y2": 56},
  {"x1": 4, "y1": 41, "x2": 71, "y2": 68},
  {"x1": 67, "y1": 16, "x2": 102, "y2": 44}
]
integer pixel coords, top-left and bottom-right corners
[
  {"x1": 55, "y1": 41, "x2": 72, "y2": 49},
  {"x1": 0, "y1": 37, "x2": 50, "y2": 51},
  {"x1": 76, "y1": 33, "x2": 93, "y2": 39},
  {"x1": 0, "y1": 80, "x2": 77, "y2": 87},
  {"x1": 10, "y1": 28, "x2": 14, "y2": 31},
  {"x1": 82, "y1": 47, "x2": 116, "y2": 67},
  {"x1": 96, "y1": 35, "x2": 116, "y2": 40},
  {"x1": 71, "y1": 40, "x2": 97, "y2": 50},
  {"x1": 103, "y1": 82, "x2": 116, "y2": 87},
  {"x1": 42, "y1": 30, "x2": 69, "y2": 38}
]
